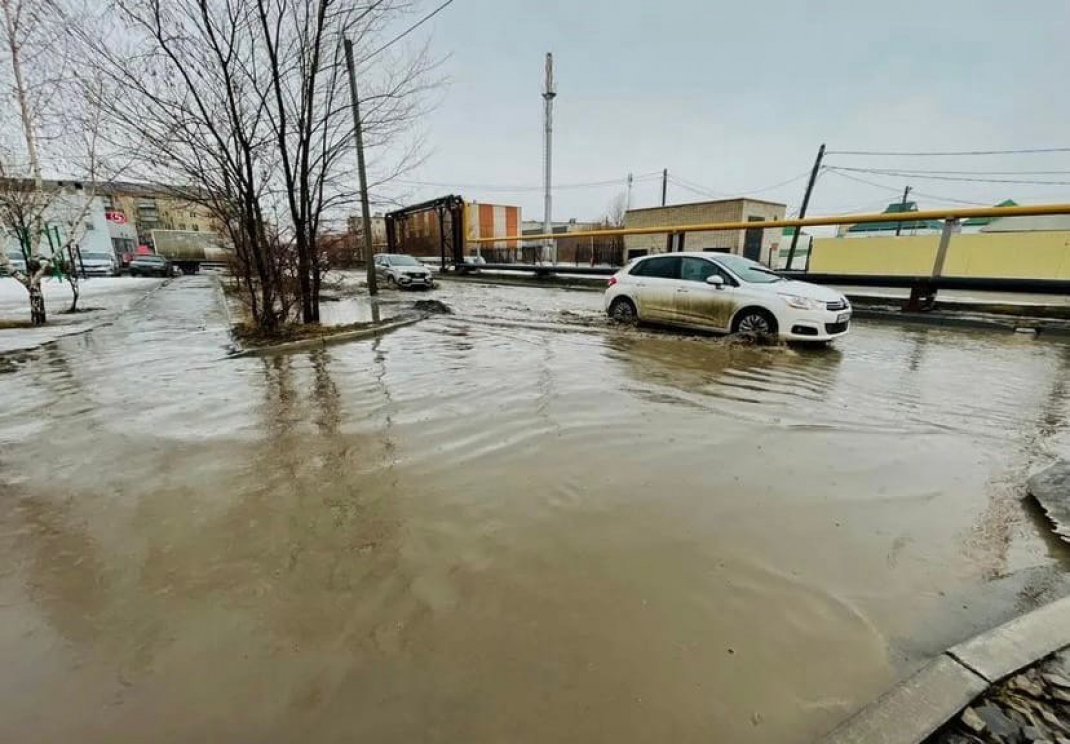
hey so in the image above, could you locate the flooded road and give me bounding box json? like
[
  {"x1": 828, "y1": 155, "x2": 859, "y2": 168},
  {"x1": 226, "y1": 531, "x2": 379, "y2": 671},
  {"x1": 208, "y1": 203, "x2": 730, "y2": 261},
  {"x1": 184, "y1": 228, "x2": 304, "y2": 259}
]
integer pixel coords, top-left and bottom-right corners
[{"x1": 1, "y1": 276, "x2": 1068, "y2": 743}]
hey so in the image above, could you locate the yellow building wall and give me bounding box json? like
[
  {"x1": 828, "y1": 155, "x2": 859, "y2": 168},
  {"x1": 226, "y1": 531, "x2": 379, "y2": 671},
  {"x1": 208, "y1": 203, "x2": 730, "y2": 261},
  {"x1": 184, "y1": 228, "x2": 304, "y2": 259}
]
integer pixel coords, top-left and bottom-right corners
[
  {"x1": 810, "y1": 231, "x2": 1070, "y2": 279},
  {"x1": 158, "y1": 198, "x2": 217, "y2": 233}
]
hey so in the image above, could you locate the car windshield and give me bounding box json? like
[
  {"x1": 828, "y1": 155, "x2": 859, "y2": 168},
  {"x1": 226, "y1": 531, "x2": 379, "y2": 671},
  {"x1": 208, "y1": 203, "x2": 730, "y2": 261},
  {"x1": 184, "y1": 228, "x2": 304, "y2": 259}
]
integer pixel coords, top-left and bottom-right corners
[
  {"x1": 387, "y1": 255, "x2": 420, "y2": 266},
  {"x1": 714, "y1": 255, "x2": 783, "y2": 284},
  {"x1": 82, "y1": 253, "x2": 112, "y2": 260},
  {"x1": 137, "y1": 256, "x2": 164, "y2": 263}
]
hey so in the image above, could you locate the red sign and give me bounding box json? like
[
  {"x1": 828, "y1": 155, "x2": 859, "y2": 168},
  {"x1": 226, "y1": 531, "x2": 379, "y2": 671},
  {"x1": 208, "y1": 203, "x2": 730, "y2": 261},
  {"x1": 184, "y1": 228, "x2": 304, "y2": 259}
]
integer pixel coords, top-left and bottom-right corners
[{"x1": 106, "y1": 210, "x2": 128, "y2": 225}]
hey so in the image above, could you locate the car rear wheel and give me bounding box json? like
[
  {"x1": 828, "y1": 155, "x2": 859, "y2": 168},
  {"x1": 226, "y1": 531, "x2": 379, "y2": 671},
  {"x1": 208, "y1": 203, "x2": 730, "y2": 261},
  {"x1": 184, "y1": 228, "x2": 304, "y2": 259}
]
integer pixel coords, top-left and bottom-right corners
[
  {"x1": 608, "y1": 296, "x2": 638, "y2": 325},
  {"x1": 732, "y1": 308, "x2": 778, "y2": 336}
]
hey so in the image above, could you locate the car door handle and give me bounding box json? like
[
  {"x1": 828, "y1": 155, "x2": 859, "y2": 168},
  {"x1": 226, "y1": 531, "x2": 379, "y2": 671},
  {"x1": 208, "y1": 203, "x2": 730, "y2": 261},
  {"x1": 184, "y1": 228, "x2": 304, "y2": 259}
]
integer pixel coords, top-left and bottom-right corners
[{"x1": 676, "y1": 288, "x2": 689, "y2": 293}]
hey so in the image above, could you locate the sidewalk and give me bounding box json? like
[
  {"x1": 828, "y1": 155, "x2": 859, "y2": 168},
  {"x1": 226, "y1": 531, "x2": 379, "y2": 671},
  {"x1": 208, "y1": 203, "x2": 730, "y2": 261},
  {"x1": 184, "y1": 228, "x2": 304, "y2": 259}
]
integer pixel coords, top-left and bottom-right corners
[{"x1": 817, "y1": 596, "x2": 1070, "y2": 744}]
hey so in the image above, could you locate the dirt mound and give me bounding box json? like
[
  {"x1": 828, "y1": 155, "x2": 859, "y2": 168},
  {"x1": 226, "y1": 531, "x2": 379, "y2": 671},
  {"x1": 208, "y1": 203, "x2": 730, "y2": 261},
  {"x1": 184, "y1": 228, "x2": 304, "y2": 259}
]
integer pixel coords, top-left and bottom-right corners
[{"x1": 413, "y1": 299, "x2": 452, "y2": 315}]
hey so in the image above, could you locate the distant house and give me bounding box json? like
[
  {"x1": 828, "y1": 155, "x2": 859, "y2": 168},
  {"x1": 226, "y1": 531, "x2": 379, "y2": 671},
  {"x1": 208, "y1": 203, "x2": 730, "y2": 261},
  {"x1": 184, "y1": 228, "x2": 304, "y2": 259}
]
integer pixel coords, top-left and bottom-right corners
[
  {"x1": 961, "y1": 199, "x2": 1017, "y2": 233},
  {"x1": 964, "y1": 199, "x2": 1070, "y2": 233},
  {"x1": 844, "y1": 201, "x2": 943, "y2": 238}
]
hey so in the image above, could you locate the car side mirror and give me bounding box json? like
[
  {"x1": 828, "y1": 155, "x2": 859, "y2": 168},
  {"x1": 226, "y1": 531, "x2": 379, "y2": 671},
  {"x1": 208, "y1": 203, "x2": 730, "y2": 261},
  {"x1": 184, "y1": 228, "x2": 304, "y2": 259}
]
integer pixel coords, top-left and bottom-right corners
[{"x1": 706, "y1": 274, "x2": 726, "y2": 288}]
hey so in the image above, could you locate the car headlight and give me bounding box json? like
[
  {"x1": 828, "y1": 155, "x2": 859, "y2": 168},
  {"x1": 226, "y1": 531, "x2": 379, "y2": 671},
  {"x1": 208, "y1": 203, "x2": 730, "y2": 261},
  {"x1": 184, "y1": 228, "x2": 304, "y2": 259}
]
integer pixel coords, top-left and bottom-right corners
[{"x1": 780, "y1": 294, "x2": 820, "y2": 310}]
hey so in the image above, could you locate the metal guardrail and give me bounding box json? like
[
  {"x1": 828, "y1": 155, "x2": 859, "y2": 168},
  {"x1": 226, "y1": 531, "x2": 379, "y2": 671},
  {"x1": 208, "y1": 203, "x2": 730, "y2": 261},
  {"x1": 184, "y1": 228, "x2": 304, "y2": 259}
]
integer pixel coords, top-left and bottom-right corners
[
  {"x1": 470, "y1": 263, "x2": 616, "y2": 276},
  {"x1": 780, "y1": 273, "x2": 1070, "y2": 295}
]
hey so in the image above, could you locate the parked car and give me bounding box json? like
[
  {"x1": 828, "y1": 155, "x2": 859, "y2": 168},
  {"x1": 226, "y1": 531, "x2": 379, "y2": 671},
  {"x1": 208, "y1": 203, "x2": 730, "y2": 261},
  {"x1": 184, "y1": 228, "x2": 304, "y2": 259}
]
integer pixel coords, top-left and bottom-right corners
[
  {"x1": 373, "y1": 253, "x2": 434, "y2": 289},
  {"x1": 78, "y1": 251, "x2": 119, "y2": 277},
  {"x1": 459, "y1": 254, "x2": 487, "y2": 274},
  {"x1": 2, "y1": 250, "x2": 27, "y2": 277},
  {"x1": 604, "y1": 252, "x2": 851, "y2": 342},
  {"x1": 129, "y1": 254, "x2": 172, "y2": 277}
]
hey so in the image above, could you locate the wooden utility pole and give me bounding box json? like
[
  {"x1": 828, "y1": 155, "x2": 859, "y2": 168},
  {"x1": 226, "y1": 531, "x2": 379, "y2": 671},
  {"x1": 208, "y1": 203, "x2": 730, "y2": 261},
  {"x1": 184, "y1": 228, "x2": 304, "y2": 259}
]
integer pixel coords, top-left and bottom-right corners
[
  {"x1": 895, "y1": 185, "x2": 913, "y2": 237},
  {"x1": 661, "y1": 168, "x2": 668, "y2": 206},
  {"x1": 344, "y1": 38, "x2": 378, "y2": 296},
  {"x1": 786, "y1": 143, "x2": 825, "y2": 271}
]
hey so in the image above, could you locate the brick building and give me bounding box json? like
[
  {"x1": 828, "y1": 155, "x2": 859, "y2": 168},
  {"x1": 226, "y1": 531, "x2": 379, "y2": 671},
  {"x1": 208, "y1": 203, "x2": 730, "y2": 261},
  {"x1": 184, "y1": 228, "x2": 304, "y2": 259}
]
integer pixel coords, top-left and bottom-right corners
[{"x1": 623, "y1": 198, "x2": 786, "y2": 265}]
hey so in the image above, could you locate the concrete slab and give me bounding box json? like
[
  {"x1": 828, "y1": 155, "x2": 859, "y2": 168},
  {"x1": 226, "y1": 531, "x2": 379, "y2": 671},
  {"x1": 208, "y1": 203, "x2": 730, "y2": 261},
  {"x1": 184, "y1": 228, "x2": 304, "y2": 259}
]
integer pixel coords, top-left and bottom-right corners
[
  {"x1": 817, "y1": 656, "x2": 988, "y2": 744},
  {"x1": 1028, "y1": 461, "x2": 1070, "y2": 544},
  {"x1": 948, "y1": 596, "x2": 1070, "y2": 683}
]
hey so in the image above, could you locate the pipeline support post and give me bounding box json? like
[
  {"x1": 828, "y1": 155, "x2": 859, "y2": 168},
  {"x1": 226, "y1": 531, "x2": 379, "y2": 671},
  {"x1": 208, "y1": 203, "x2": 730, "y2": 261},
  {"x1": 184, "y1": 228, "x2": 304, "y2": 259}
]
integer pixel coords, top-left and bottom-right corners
[{"x1": 906, "y1": 217, "x2": 958, "y2": 312}]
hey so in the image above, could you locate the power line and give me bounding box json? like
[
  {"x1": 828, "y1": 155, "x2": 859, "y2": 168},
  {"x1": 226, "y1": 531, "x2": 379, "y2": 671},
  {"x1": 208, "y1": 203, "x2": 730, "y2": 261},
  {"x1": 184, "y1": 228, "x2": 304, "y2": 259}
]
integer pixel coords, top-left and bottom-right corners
[
  {"x1": 395, "y1": 172, "x2": 660, "y2": 192},
  {"x1": 827, "y1": 166, "x2": 1070, "y2": 186},
  {"x1": 829, "y1": 167, "x2": 1070, "y2": 176},
  {"x1": 823, "y1": 169, "x2": 994, "y2": 206},
  {"x1": 357, "y1": 0, "x2": 455, "y2": 65},
  {"x1": 668, "y1": 169, "x2": 812, "y2": 199},
  {"x1": 827, "y1": 147, "x2": 1070, "y2": 157}
]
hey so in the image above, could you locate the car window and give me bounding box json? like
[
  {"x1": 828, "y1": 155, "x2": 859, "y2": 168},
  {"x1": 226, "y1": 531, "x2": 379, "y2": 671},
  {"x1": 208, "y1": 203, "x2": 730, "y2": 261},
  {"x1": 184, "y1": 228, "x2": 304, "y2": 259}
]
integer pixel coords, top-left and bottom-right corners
[
  {"x1": 715, "y1": 254, "x2": 783, "y2": 284},
  {"x1": 630, "y1": 256, "x2": 680, "y2": 279},
  {"x1": 388, "y1": 255, "x2": 420, "y2": 266},
  {"x1": 679, "y1": 257, "x2": 720, "y2": 283}
]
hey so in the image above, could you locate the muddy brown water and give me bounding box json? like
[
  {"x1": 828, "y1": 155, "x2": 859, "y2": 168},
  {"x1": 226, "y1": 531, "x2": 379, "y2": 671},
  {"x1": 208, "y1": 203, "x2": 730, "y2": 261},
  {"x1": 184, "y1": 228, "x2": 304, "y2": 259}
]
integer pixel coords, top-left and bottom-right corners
[{"x1": 1, "y1": 276, "x2": 1069, "y2": 743}]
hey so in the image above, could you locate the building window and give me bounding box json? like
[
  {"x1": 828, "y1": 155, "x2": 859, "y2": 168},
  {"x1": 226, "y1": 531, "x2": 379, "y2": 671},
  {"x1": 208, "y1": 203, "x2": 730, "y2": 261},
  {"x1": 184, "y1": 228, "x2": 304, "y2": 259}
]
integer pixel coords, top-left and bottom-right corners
[{"x1": 192, "y1": 224, "x2": 199, "y2": 232}]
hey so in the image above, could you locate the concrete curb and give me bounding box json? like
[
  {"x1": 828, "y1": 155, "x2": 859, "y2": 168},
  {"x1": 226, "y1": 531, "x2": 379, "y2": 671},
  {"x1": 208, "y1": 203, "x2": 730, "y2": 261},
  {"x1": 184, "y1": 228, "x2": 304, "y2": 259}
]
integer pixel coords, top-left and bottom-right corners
[
  {"x1": 228, "y1": 315, "x2": 425, "y2": 358},
  {"x1": 816, "y1": 595, "x2": 1070, "y2": 744},
  {"x1": 852, "y1": 307, "x2": 1070, "y2": 337}
]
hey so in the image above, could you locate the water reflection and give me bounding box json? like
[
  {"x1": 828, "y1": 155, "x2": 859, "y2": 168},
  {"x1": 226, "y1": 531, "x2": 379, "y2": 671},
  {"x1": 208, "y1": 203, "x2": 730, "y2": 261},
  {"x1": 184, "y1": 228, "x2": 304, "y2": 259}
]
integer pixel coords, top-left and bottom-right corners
[{"x1": 603, "y1": 331, "x2": 844, "y2": 412}]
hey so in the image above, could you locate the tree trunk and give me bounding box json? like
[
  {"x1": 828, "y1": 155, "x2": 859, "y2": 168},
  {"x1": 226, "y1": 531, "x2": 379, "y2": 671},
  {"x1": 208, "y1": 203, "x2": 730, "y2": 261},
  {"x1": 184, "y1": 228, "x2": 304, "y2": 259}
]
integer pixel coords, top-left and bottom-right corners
[
  {"x1": 66, "y1": 246, "x2": 80, "y2": 313},
  {"x1": 29, "y1": 282, "x2": 46, "y2": 325},
  {"x1": 67, "y1": 277, "x2": 80, "y2": 313},
  {"x1": 310, "y1": 262, "x2": 321, "y2": 323},
  {"x1": 295, "y1": 229, "x2": 313, "y2": 324}
]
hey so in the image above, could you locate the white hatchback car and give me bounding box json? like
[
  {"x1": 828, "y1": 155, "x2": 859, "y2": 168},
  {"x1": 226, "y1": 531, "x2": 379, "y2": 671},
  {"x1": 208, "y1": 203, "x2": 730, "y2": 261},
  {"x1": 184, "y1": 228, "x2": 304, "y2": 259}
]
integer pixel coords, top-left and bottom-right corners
[{"x1": 605, "y1": 252, "x2": 851, "y2": 342}]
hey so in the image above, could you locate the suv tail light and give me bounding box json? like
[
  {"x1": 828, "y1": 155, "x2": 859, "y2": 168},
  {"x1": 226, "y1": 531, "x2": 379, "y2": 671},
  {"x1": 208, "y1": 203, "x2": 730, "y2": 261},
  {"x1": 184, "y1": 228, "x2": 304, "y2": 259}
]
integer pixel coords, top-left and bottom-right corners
[{"x1": 607, "y1": 275, "x2": 618, "y2": 287}]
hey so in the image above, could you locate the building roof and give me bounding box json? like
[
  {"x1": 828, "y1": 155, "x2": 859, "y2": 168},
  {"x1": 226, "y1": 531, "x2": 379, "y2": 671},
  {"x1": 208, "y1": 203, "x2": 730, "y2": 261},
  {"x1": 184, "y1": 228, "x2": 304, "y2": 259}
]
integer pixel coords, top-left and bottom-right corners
[
  {"x1": 846, "y1": 201, "x2": 943, "y2": 233},
  {"x1": 962, "y1": 199, "x2": 1017, "y2": 226},
  {"x1": 625, "y1": 196, "x2": 786, "y2": 214}
]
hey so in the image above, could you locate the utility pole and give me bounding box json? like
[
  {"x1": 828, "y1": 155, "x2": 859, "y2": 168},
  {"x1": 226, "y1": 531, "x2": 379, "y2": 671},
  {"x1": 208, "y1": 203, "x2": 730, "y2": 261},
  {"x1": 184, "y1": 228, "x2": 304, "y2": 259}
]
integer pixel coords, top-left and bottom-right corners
[
  {"x1": 895, "y1": 184, "x2": 913, "y2": 237},
  {"x1": 542, "y1": 52, "x2": 556, "y2": 264},
  {"x1": 661, "y1": 168, "x2": 668, "y2": 206},
  {"x1": 786, "y1": 143, "x2": 825, "y2": 271},
  {"x1": 626, "y1": 172, "x2": 633, "y2": 210},
  {"x1": 344, "y1": 38, "x2": 377, "y2": 296}
]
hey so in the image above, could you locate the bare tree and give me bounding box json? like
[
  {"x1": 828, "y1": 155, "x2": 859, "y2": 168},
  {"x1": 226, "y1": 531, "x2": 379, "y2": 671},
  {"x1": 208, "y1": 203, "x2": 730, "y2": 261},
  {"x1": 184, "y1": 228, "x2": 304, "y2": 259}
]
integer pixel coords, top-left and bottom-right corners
[
  {"x1": 75, "y1": 0, "x2": 437, "y2": 334},
  {"x1": 0, "y1": 0, "x2": 56, "y2": 323},
  {"x1": 603, "y1": 192, "x2": 627, "y2": 228},
  {"x1": 0, "y1": 0, "x2": 115, "y2": 322}
]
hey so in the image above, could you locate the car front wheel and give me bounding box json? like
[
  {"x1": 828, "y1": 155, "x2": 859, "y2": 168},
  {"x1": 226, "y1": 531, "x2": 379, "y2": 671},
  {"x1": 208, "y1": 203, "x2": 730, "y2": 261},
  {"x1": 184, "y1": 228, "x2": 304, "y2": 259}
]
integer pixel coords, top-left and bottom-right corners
[{"x1": 732, "y1": 308, "x2": 778, "y2": 336}]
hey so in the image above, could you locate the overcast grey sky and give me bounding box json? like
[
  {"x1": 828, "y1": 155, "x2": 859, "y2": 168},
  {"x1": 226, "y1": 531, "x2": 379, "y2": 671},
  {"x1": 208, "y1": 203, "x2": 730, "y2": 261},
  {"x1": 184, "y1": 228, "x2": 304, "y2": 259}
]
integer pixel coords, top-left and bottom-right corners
[{"x1": 380, "y1": 0, "x2": 1070, "y2": 223}]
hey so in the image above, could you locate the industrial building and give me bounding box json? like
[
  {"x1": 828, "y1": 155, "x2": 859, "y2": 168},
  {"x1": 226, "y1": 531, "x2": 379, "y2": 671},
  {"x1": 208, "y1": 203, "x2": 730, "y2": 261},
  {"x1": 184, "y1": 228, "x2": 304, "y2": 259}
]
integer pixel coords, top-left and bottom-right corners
[
  {"x1": 384, "y1": 196, "x2": 521, "y2": 265},
  {"x1": 623, "y1": 198, "x2": 786, "y2": 264},
  {"x1": 347, "y1": 212, "x2": 388, "y2": 252},
  {"x1": 467, "y1": 202, "x2": 521, "y2": 250}
]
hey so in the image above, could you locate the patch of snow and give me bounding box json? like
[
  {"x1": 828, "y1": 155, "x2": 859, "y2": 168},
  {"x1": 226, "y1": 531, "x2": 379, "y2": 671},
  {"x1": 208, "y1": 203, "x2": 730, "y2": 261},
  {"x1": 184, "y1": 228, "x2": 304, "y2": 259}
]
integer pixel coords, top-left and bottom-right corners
[{"x1": 0, "y1": 276, "x2": 165, "y2": 354}]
